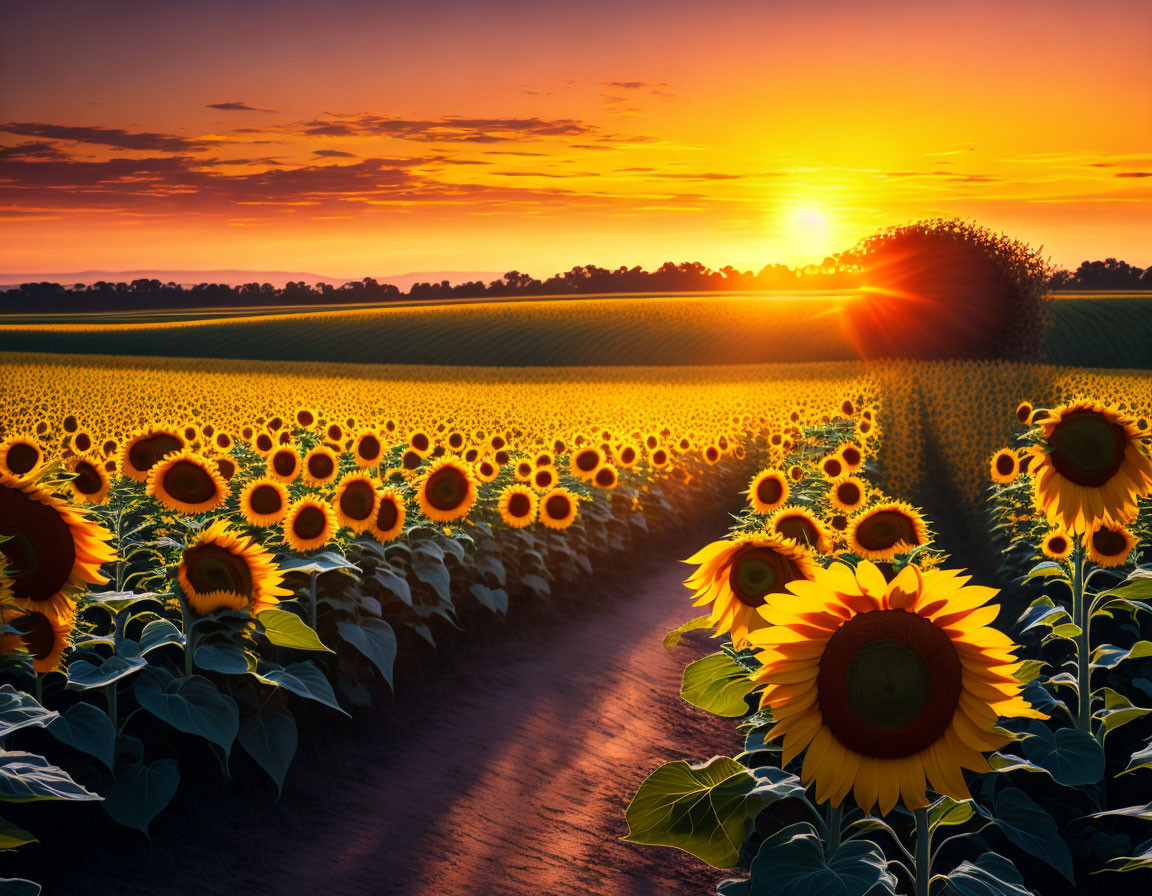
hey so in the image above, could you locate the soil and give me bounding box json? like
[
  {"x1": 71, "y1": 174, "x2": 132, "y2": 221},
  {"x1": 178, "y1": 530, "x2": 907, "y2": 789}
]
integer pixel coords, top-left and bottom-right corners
[{"x1": 33, "y1": 537, "x2": 739, "y2": 896}]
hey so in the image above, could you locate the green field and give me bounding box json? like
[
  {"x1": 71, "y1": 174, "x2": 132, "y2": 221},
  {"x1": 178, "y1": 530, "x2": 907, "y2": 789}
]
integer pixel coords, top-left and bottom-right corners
[{"x1": 1, "y1": 291, "x2": 1149, "y2": 368}]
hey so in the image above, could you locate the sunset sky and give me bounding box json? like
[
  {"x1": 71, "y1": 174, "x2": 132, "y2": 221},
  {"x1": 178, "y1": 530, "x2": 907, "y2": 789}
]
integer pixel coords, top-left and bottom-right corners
[{"x1": 1, "y1": 0, "x2": 1149, "y2": 278}]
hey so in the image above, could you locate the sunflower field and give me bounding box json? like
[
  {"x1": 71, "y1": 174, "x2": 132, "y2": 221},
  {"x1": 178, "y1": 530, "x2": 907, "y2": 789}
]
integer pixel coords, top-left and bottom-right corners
[
  {"x1": 0, "y1": 350, "x2": 881, "y2": 893},
  {"x1": 625, "y1": 395, "x2": 1152, "y2": 895}
]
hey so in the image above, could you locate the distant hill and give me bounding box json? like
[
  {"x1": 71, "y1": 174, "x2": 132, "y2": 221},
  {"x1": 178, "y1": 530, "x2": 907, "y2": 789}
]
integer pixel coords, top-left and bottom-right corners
[{"x1": 0, "y1": 270, "x2": 504, "y2": 290}]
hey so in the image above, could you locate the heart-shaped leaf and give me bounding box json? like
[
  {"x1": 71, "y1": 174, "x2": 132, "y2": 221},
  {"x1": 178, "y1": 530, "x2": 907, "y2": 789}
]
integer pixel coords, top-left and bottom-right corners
[
  {"x1": 46, "y1": 702, "x2": 116, "y2": 768},
  {"x1": 134, "y1": 670, "x2": 239, "y2": 755},
  {"x1": 257, "y1": 608, "x2": 331, "y2": 652},
  {"x1": 238, "y1": 701, "x2": 297, "y2": 795},
  {"x1": 681, "y1": 652, "x2": 757, "y2": 717},
  {"x1": 336, "y1": 618, "x2": 397, "y2": 689}
]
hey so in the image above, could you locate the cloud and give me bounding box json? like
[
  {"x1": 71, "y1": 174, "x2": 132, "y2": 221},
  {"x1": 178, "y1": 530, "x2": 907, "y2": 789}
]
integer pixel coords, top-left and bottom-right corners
[
  {"x1": 1115, "y1": 171, "x2": 1152, "y2": 178},
  {"x1": 0, "y1": 141, "x2": 71, "y2": 160},
  {"x1": 207, "y1": 101, "x2": 278, "y2": 113},
  {"x1": 655, "y1": 172, "x2": 744, "y2": 181},
  {"x1": 313, "y1": 149, "x2": 356, "y2": 158},
  {"x1": 0, "y1": 122, "x2": 210, "y2": 153},
  {"x1": 289, "y1": 114, "x2": 599, "y2": 143},
  {"x1": 601, "y1": 81, "x2": 669, "y2": 91}
]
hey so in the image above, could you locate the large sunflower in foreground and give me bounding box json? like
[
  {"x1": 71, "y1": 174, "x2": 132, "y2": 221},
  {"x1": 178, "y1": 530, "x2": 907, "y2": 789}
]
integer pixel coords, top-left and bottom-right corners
[
  {"x1": 417, "y1": 457, "x2": 478, "y2": 522},
  {"x1": 683, "y1": 532, "x2": 816, "y2": 646},
  {"x1": 0, "y1": 603, "x2": 75, "y2": 674},
  {"x1": 748, "y1": 560, "x2": 1044, "y2": 814},
  {"x1": 146, "y1": 450, "x2": 230, "y2": 515},
  {"x1": 0, "y1": 436, "x2": 43, "y2": 479},
  {"x1": 177, "y1": 521, "x2": 290, "y2": 616},
  {"x1": 0, "y1": 473, "x2": 115, "y2": 616},
  {"x1": 1026, "y1": 400, "x2": 1152, "y2": 533}
]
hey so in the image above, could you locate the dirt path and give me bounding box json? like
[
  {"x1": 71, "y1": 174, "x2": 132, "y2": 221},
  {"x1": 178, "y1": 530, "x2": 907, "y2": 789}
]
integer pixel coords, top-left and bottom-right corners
[{"x1": 44, "y1": 547, "x2": 738, "y2": 896}]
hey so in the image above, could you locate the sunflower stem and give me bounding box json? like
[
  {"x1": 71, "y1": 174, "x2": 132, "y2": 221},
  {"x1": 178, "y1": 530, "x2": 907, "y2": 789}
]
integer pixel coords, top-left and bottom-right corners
[
  {"x1": 914, "y1": 806, "x2": 931, "y2": 896},
  {"x1": 826, "y1": 803, "x2": 843, "y2": 854},
  {"x1": 177, "y1": 590, "x2": 195, "y2": 678},
  {"x1": 33, "y1": 673, "x2": 42, "y2": 705},
  {"x1": 105, "y1": 681, "x2": 117, "y2": 726},
  {"x1": 308, "y1": 571, "x2": 318, "y2": 631},
  {"x1": 1071, "y1": 542, "x2": 1091, "y2": 733}
]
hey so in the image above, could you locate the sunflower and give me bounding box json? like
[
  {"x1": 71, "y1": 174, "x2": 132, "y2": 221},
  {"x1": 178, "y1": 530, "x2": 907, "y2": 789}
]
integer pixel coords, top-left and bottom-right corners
[
  {"x1": 475, "y1": 458, "x2": 500, "y2": 483},
  {"x1": 146, "y1": 450, "x2": 229, "y2": 515},
  {"x1": 1084, "y1": 522, "x2": 1136, "y2": 568},
  {"x1": 267, "y1": 446, "x2": 301, "y2": 483},
  {"x1": 237, "y1": 477, "x2": 287, "y2": 527},
  {"x1": 332, "y1": 472, "x2": 379, "y2": 533},
  {"x1": 120, "y1": 428, "x2": 185, "y2": 482},
  {"x1": 820, "y1": 455, "x2": 845, "y2": 480},
  {"x1": 294, "y1": 406, "x2": 317, "y2": 429},
  {"x1": 514, "y1": 460, "x2": 534, "y2": 481},
  {"x1": 838, "y1": 443, "x2": 864, "y2": 472},
  {"x1": 615, "y1": 444, "x2": 639, "y2": 468},
  {"x1": 252, "y1": 431, "x2": 275, "y2": 455},
  {"x1": 571, "y1": 446, "x2": 605, "y2": 480},
  {"x1": 416, "y1": 457, "x2": 478, "y2": 522},
  {"x1": 446, "y1": 431, "x2": 466, "y2": 452},
  {"x1": 409, "y1": 431, "x2": 432, "y2": 456},
  {"x1": 66, "y1": 454, "x2": 111, "y2": 505},
  {"x1": 703, "y1": 445, "x2": 721, "y2": 465},
  {"x1": 0, "y1": 436, "x2": 43, "y2": 478},
  {"x1": 849, "y1": 501, "x2": 928, "y2": 561},
  {"x1": 748, "y1": 468, "x2": 789, "y2": 514},
  {"x1": 535, "y1": 450, "x2": 555, "y2": 468},
  {"x1": 282, "y1": 498, "x2": 338, "y2": 552},
  {"x1": 178, "y1": 521, "x2": 290, "y2": 616},
  {"x1": 1040, "y1": 529, "x2": 1072, "y2": 561},
  {"x1": 770, "y1": 506, "x2": 833, "y2": 554},
  {"x1": 215, "y1": 457, "x2": 237, "y2": 481},
  {"x1": 369, "y1": 487, "x2": 406, "y2": 542},
  {"x1": 829, "y1": 476, "x2": 867, "y2": 513},
  {"x1": 70, "y1": 430, "x2": 94, "y2": 455},
  {"x1": 353, "y1": 430, "x2": 385, "y2": 467},
  {"x1": 1016, "y1": 401, "x2": 1034, "y2": 425},
  {"x1": 214, "y1": 432, "x2": 234, "y2": 452},
  {"x1": 0, "y1": 604, "x2": 74, "y2": 674},
  {"x1": 747, "y1": 561, "x2": 1044, "y2": 814},
  {"x1": 989, "y1": 449, "x2": 1020, "y2": 485},
  {"x1": 539, "y1": 487, "x2": 579, "y2": 530},
  {"x1": 649, "y1": 447, "x2": 670, "y2": 469},
  {"x1": 1026, "y1": 401, "x2": 1152, "y2": 533},
  {"x1": 498, "y1": 484, "x2": 538, "y2": 528},
  {"x1": 302, "y1": 445, "x2": 339, "y2": 487},
  {"x1": 0, "y1": 473, "x2": 115, "y2": 616},
  {"x1": 683, "y1": 532, "x2": 815, "y2": 646},
  {"x1": 532, "y1": 465, "x2": 559, "y2": 491},
  {"x1": 788, "y1": 464, "x2": 804, "y2": 482}
]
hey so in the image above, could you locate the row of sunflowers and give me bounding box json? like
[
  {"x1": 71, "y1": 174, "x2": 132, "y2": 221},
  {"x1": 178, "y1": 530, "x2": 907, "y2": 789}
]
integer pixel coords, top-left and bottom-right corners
[
  {"x1": 625, "y1": 398, "x2": 1152, "y2": 896},
  {"x1": 2, "y1": 390, "x2": 869, "y2": 894}
]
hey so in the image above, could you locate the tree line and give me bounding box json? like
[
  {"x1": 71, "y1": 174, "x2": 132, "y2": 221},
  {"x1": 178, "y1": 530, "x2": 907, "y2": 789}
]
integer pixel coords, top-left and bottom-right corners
[{"x1": 1, "y1": 256, "x2": 1147, "y2": 313}]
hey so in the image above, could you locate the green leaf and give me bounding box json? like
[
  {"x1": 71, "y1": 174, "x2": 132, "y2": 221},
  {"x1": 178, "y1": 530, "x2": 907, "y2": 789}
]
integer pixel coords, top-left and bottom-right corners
[
  {"x1": 1099, "y1": 573, "x2": 1152, "y2": 604},
  {"x1": 681, "y1": 652, "x2": 757, "y2": 717},
  {"x1": 138, "y1": 618, "x2": 184, "y2": 654},
  {"x1": 623, "y1": 756, "x2": 772, "y2": 868},
  {"x1": 1094, "y1": 687, "x2": 1151, "y2": 738},
  {"x1": 987, "y1": 752, "x2": 1052, "y2": 777},
  {"x1": 519, "y1": 573, "x2": 550, "y2": 599},
  {"x1": 65, "y1": 655, "x2": 147, "y2": 690},
  {"x1": 944, "y1": 853, "x2": 1032, "y2": 896},
  {"x1": 1022, "y1": 725, "x2": 1105, "y2": 785},
  {"x1": 0, "y1": 752, "x2": 102, "y2": 803},
  {"x1": 663, "y1": 615, "x2": 714, "y2": 651},
  {"x1": 0, "y1": 877, "x2": 42, "y2": 896},
  {"x1": 1023, "y1": 561, "x2": 1069, "y2": 583},
  {"x1": 194, "y1": 643, "x2": 249, "y2": 675},
  {"x1": 412, "y1": 557, "x2": 451, "y2": 602},
  {"x1": 1091, "y1": 641, "x2": 1152, "y2": 670},
  {"x1": 134, "y1": 670, "x2": 239, "y2": 756},
  {"x1": 336, "y1": 618, "x2": 397, "y2": 690},
  {"x1": 253, "y1": 661, "x2": 347, "y2": 715},
  {"x1": 741, "y1": 822, "x2": 897, "y2": 895},
  {"x1": 0, "y1": 686, "x2": 58, "y2": 738},
  {"x1": 257, "y1": 608, "x2": 332, "y2": 652},
  {"x1": 82, "y1": 590, "x2": 160, "y2": 614},
  {"x1": 0, "y1": 816, "x2": 38, "y2": 849},
  {"x1": 1104, "y1": 838, "x2": 1152, "y2": 872},
  {"x1": 1047, "y1": 623, "x2": 1082, "y2": 639},
  {"x1": 277, "y1": 551, "x2": 359, "y2": 574},
  {"x1": 1121, "y1": 736, "x2": 1152, "y2": 775},
  {"x1": 1013, "y1": 660, "x2": 1046, "y2": 684},
  {"x1": 99, "y1": 754, "x2": 178, "y2": 835},
  {"x1": 993, "y1": 786, "x2": 1074, "y2": 882},
  {"x1": 372, "y1": 568, "x2": 412, "y2": 606},
  {"x1": 238, "y1": 701, "x2": 296, "y2": 795},
  {"x1": 46, "y1": 702, "x2": 115, "y2": 768},
  {"x1": 928, "y1": 796, "x2": 974, "y2": 831},
  {"x1": 469, "y1": 583, "x2": 508, "y2": 615}
]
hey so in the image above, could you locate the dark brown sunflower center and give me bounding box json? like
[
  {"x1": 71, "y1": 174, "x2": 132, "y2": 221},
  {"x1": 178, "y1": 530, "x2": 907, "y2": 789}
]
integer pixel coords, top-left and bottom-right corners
[
  {"x1": 728, "y1": 546, "x2": 801, "y2": 608},
  {"x1": 1091, "y1": 526, "x2": 1128, "y2": 557},
  {"x1": 775, "y1": 515, "x2": 820, "y2": 547},
  {"x1": 293, "y1": 506, "x2": 327, "y2": 540},
  {"x1": 756, "y1": 476, "x2": 784, "y2": 506},
  {"x1": 375, "y1": 498, "x2": 399, "y2": 532},
  {"x1": 595, "y1": 467, "x2": 615, "y2": 487},
  {"x1": 13, "y1": 611, "x2": 55, "y2": 660},
  {"x1": 841, "y1": 446, "x2": 862, "y2": 467},
  {"x1": 0, "y1": 489, "x2": 76, "y2": 602},
  {"x1": 507, "y1": 492, "x2": 532, "y2": 517},
  {"x1": 339, "y1": 481, "x2": 375, "y2": 520},
  {"x1": 836, "y1": 481, "x2": 862, "y2": 506},
  {"x1": 272, "y1": 451, "x2": 297, "y2": 476},
  {"x1": 411, "y1": 433, "x2": 430, "y2": 452},
  {"x1": 426, "y1": 467, "x2": 468, "y2": 511},
  {"x1": 545, "y1": 494, "x2": 571, "y2": 519},
  {"x1": 575, "y1": 450, "x2": 600, "y2": 472},
  {"x1": 831, "y1": 514, "x2": 849, "y2": 531},
  {"x1": 817, "y1": 609, "x2": 961, "y2": 758},
  {"x1": 308, "y1": 453, "x2": 335, "y2": 480},
  {"x1": 183, "y1": 542, "x2": 252, "y2": 598},
  {"x1": 162, "y1": 460, "x2": 218, "y2": 504},
  {"x1": 249, "y1": 484, "x2": 283, "y2": 516},
  {"x1": 217, "y1": 459, "x2": 236, "y2": 480},
  {"x1": 6, "y1": 443, "x2": 40, "y2": 475},
  {"x1": 995, "y1": 453, "x2": 1016, "y2": 476},
  {"x1": 855, "y1": 510, "x2": 921, "y2": 552},
  {"x1": 255, "y1": 434, "x2": 273, "y2": 452},
  {"x1": 402, "y1": 451, "x2": 423, "y2": 470},
  {"x1": 297, "y1": 410, "x2": 315, "y2": 426},
  {"x1": 128, "y1": 433, "x2": 183, "y2": 473},
  {"x1": 534, "y1": 469, "x2": 553, "y2": 487},
  {"x1": 73, "y1": 460, "x2": 104, "y2": 495},
  {"x1": 620, "y1": 447, "x2": 636, "y2": 464},
  {"x1": 358, "y1": 435, "x2": 382, "y2": 460},
  {"x1": 1048, "y1": 411, "x2": 1127, "y2": 487},
  {"x1": 823, "y1": 458, "x2": 843, "y2": 478},
  {"x1": 1047, "y1": 534, "x2": 1068, "y2": 554}
]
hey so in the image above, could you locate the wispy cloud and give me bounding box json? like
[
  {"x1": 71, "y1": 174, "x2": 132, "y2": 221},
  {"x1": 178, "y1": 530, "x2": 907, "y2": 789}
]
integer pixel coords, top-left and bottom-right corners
[
  {"x1": 207, "y1": 101, "x2": 278, "y2": 113},
  {"x1": 0, "y1": 122, "x2": 211, "y2": 153}
]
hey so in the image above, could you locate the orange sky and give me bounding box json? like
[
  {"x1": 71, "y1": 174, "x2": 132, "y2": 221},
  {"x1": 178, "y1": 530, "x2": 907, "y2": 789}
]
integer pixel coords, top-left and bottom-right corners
[{"x1": 1, "y1": 0, "x2": 1149, "y2": 277}]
